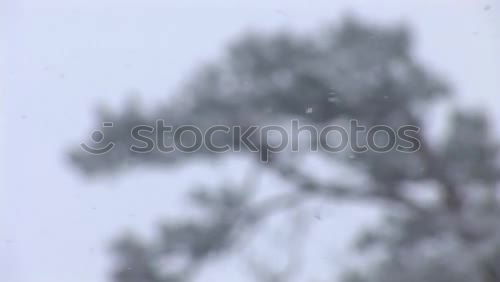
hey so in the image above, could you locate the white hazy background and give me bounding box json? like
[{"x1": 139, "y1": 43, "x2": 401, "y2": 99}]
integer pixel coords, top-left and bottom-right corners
[{"x1": 1, "y1": 0, "x2": 499, "y2": 282}]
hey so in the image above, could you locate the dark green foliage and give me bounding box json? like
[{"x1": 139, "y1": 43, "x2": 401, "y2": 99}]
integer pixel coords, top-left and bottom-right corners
[{"x1": 71, "y1": 17, "x2": 500, "y2": 282}]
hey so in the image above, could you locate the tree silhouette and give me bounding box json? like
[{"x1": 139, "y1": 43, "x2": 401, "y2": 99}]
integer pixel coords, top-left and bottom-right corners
[{"x1": 70, "y1": 17, "x2": 500, "y2": 281}]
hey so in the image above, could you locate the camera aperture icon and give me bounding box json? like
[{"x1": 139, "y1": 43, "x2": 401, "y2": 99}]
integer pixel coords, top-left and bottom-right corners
[{"x1": 80, "y1": 122, "x2": 115, "y2": 155}]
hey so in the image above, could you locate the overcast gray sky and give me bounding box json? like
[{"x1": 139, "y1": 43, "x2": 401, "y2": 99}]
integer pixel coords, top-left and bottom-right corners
[{"x1": 1, "y1": 1, "x2": 499, "y2": 282}]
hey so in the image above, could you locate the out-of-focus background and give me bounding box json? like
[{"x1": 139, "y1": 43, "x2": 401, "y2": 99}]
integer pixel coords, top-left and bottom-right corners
[{"x1": 1, "y1": 1, "x2": 500, "y2": 282}]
